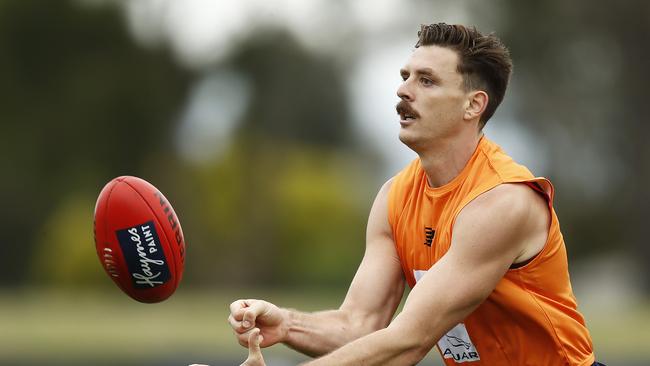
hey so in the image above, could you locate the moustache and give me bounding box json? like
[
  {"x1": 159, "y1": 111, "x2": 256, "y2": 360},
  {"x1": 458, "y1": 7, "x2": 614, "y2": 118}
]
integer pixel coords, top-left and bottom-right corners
[{"x1": 395, "y1": 100, "x2": 419, "y2": 119}]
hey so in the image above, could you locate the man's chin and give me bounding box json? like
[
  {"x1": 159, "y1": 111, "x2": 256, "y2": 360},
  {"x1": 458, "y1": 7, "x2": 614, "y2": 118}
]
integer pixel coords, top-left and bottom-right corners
[{"x1": 398, "y1": 131, "x2": 420, "y2": 152}]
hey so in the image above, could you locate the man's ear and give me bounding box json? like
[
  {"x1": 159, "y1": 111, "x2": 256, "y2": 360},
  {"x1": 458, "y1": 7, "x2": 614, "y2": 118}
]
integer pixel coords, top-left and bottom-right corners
[{"x1": 464, "y1": 90, "x2": 489, "y2": 121}]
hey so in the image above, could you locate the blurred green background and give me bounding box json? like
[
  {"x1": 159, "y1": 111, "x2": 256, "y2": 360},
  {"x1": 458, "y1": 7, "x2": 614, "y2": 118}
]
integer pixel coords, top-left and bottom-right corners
[{"x1": 1, "y1": 0, "x2": 649, "y2": 365}]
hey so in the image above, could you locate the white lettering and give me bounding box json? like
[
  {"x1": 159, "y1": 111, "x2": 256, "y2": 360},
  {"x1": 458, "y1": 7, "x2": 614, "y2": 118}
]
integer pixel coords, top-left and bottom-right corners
[
  {"x1": 129, "y1": 226, "x2": 166, "y2": 287},
  {"x1": 133, "y1": 272, "x2": 164, "y2": 287},
  {"x1": 142, "y1": 224, "x2": 157, "y2": 247}
]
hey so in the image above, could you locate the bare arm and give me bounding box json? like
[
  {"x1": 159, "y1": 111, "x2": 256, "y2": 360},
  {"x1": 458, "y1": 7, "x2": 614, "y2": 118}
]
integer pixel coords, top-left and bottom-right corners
[
  {"x1": 229, "y1": 179, "x2": 405, "y2": 357},
  {"x1": 299, "y1": 183, "x2": 549, "y2": 365}
]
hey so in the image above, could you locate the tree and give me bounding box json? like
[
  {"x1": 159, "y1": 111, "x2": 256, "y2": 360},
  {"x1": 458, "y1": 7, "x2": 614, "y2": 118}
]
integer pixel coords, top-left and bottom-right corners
[{"x1": 0, "y1": 0, "x2": 191, "y2": 286}]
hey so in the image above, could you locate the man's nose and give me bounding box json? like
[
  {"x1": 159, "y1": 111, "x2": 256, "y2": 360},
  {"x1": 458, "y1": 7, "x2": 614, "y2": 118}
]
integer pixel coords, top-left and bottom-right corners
[{"x1": 397, "y1": 81, "x2": 414, "y2": 102}]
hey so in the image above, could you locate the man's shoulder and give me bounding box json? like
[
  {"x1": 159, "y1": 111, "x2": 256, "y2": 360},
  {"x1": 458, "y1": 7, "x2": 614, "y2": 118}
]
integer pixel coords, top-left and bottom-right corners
[
  {"x1": 396, "y1": 158, "x2": 422, "y2": 179},
  {"x1": 388, "y1": 158, "x2": 422, "y2": 196},
  {"x1": 464, "y1": 183, "x2": 544, "y2": 216},
  {"x1": 479, "y1": 137, "x2": 536, "y2": 182},
  {"x1": 449, "y1": 183, "x2": 549, "y2": 267}
]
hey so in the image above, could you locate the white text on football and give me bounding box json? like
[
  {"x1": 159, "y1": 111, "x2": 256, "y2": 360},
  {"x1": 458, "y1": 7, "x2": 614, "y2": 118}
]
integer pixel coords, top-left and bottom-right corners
[{"x1": 128, "y1": 227, "x2": 165, "y2": 287}]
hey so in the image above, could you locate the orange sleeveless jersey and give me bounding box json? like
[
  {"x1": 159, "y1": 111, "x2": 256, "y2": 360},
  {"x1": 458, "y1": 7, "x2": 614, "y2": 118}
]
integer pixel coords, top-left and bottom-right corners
[{"x1": 388, "y1": 137, "x2": 594, "y2": 365}]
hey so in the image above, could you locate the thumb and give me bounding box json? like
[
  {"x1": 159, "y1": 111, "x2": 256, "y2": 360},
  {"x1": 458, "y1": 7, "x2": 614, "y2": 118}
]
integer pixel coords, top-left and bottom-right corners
[{"x1": 242, "y1": 328, "x2": 265, "y2": 366}]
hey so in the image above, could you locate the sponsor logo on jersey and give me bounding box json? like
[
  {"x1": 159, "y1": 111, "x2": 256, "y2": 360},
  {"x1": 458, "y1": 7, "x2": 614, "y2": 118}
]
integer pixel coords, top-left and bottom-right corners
[{"x1": 438, "y1": 323, "x2": 480, "y2": 363}]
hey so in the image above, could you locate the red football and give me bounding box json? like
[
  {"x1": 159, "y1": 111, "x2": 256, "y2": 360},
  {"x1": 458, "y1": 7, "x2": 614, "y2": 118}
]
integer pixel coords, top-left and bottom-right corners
[{"x1": 93, "y1": 176, "x2": 186, "y2": 303}]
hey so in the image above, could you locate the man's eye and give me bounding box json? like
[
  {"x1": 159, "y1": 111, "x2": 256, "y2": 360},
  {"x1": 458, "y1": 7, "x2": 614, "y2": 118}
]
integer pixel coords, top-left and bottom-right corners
[
  {"x1": 421, "y1": 78, "x2": 433, "y2": 86},
  {"x1": 401, "y1": 75, "x2": 408, "y2": 81}
]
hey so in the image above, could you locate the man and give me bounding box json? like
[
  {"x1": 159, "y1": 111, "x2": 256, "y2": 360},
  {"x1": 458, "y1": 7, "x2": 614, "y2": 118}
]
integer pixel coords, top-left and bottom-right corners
[{"x1": 228, "y1": 23, "x2": 600, "y2": 365}]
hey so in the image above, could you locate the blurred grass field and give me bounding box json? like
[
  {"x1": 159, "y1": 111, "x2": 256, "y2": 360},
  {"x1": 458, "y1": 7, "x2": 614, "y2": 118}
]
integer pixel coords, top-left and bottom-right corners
[{"x1": 1, "y1": 288, "x2": 648, "y2": 365}]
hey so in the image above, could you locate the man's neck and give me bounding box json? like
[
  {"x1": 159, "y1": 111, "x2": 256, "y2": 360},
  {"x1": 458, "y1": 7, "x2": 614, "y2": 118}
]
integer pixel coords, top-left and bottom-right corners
[{"x1": 419, "y1": 132, "x2": 483, "y2": 188}]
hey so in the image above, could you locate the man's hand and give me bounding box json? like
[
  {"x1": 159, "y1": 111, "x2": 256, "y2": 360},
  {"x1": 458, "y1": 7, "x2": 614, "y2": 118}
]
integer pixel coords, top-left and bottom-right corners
[
  {"x1": 229, "y1": 299, "x2": 288, "y2": 348},
  {"x1": 241, "y1": 328, "x2": 266, "y2": 366}
]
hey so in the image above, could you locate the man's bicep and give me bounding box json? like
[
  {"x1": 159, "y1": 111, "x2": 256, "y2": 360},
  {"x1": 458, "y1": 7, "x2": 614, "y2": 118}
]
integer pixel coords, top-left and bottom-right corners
[
  {"x1": 447, "y1": 184, "x2": 541, "y2": 291},
  {"x1": 390, "y1": 186, "x2": 535, "y2": 345},
  {"x1": 340, "y1": 179, "x2": 405, "y2": 332}
]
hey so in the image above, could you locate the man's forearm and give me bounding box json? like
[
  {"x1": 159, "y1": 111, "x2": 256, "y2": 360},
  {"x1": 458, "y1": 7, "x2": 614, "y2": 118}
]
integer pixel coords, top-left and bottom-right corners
[
  {"x1": 282, "y1": 308, "x2": 372, "y2": 357},
  {"x1": 298, "y1": 326, "x2": 426, "y2": 366}
]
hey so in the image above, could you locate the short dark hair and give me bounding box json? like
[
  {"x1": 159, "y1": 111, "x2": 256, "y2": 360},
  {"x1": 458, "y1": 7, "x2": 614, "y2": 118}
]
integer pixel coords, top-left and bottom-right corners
[{"x1": 416, "y1": 23, "x2": 513, "y2": 128}]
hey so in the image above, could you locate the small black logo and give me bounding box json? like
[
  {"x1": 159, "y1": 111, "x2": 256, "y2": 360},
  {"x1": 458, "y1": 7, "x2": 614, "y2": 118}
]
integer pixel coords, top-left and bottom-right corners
[
  {"x1": 445, "y1": 335, "x2": 472, "y2": 350},
  {"x1": 154, "y1": 191, "x2": 185, "y2": 263},
  {"x1": 424, "y1": 227, "x2": 435, "y2": 246}
]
